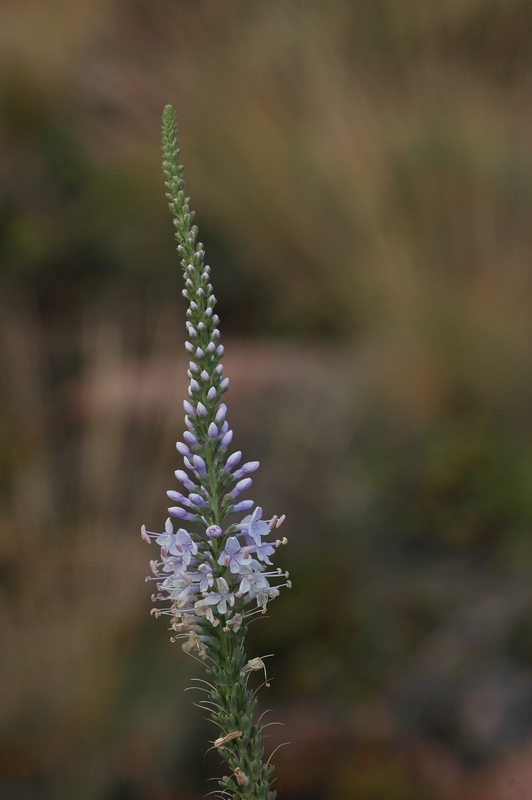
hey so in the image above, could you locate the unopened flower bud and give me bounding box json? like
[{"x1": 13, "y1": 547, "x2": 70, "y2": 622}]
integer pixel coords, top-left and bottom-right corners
[
  {"x1": 230, "y1": 478, "x2": 252, "y2": 498},
  {"x1": 206, "y1": 525, "x2": 222, "y2": 538},
  {"x1": 225, "y1": 451, "x2": 242, "y2": 471},
  {"x1": 167, "y1": 490, "x2": 187, "y2": 503},
  {"x1": 231, "y1": 499, "x2": 254, "y2": 513},
  {"x1": 221, "y1": 430, "x2": 233, "y2": 447},
  {"x1": 207, "y1": 387, "x2": 217, "y2": 401},
  {"x1": 208, "y1": 422, "x2": 218, "y2": 439},
  {"x1": 193, "y1": 455, "x2": 207, "y2": 475},
  {"x1": 174, "y1": 470, "x2": 195, "y2": 490},
  {"x1": 233, "y1": 461, "x2": 260, "y2": 479},
  {"x1": 215, "y1": 403, "x2": 227, "y2": 422},
  {"x1": 168, "y1": 506, "x2": 195, "y2": 520}
]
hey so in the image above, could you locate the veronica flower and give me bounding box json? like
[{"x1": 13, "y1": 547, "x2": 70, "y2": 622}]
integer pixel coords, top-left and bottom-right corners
[{"x1": 141, "y1": 106, "x2": 290, "y2": 800}]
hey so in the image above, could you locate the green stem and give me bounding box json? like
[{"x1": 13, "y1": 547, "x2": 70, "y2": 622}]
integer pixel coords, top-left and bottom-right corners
[{"x1": 204, "y1": 625, "x2": 276, "y2": 800}]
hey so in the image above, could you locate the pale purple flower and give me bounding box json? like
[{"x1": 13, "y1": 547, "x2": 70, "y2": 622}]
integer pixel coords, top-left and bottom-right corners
[
  {"x1": 236, "y1": 506, "x2": 270, "y2": 545},
  {"x1": 218, "y1": 536, "x2": 252, "y2": 574},
  {"x1": 196, "y1": 563, "x2": 214, "y2": 592},
  {"x1": 238, "y1": 570, "x2": 272, "y2": 598},
  {"x1": 169, "y1": 528, "x2": 198, "y2": 563},
  {"x1": 251, "y1": 540, "x2": 275, "y2": 564},
  {"x1": 205, "y1": 578, "x2": 235, "y2": 615},
  {"x1": 155, "y1": 518, "x2": 175, "y2": 549}
]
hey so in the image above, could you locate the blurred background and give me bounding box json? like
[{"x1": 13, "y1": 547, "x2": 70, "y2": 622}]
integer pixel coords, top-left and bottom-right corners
[{"x1": 2, "y1": 1, "x2": 532, "y2": 798}]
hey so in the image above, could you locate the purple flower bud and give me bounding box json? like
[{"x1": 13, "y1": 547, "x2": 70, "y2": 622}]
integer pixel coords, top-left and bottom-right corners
[
  {"x1": 190, "y1": 379, "x2": 200, "y2": 393},
  {"x1": 197, "y1": 322, "x2": 205, "y2": 332},
  {"x1": 189, "y1": 361, "x2": 199, "y2": 372},
  {"x1": 185, "y1": 278, "x2": 193, "y2": 288},
  {"x1": 196, "y1": 402, "x2": 207, "y2": 416},
  {"x1": 183, "y1": 400, "x2": 194, "y2": 415},
  {"x1": 220, "y1": 378, "x2": 229, "y2": 391},
  {"x1": 182, "y1": 289, "x2": 188, "y2": 298},
  {"x1": 167, "y1": 490, "x2": 187, "y2": 503},
  {"x1": 215, "y1": 403, "x2": 227, "y2": 422},
  {"x1": 220, "y1": 421, "x2": 229, "y2": 435},
  {"x1": 231, "y1": 499, "x2": 254, "y2": 513},
  {"x1": 176, "y1": 442, "x2": 190, "y2": 456},
  {"x1": 229, "y1": 478, "x2": 252, "y2": 499},
  {"x1": 208, "y1": 295, "x2": 216, "y2": 307},
  {"x1": 187, "y1": 325, "x2": 196, "y2": 337},
  {"x1": 184, "y1": 415, "x2": 194, "y2": 430},
  {"x1": 212, "y1": 329, "x2": 220, "y2": 341},
  {"x1": 193, "y1": 455, "x2": 207, "y2": 475},
  {"x1": 207, "y1": 387, "x2": 217, "y2": 401},
  {"x1": 216, "y1": 345, "x2": 224, "y2": 356},
  {"x1": 205, "y1": 307, "x2": 213, "y2": 318},
  {"x1": 185, "y1": 341, "x2": 194, "y2": 352},
  {"x1": 201, "y1": 370, "x2": 209, "y2": 381},
  {"x1": 206, "y1": 342, "x2": 216, "y2": 353},
  {"x1": 183, "y1": 431, "x2": 197, "y2": 446},
  {"x1": 206, "y1": 525, "x2": 222, "y2": 538},
  {"x1": 189, "y1": 301, "x2": 198, "y2": 311},
  {"x1": 197, "y1": 287, "x2": 204, "y2": 297},
  {"x1": 168, "y1": 506, "x2": 195, "y2": 521},
  {"x1": 225, "y1": 451, "x2": 242, "y2": 471},
  {"x1": 212, "y1": 315, "x2": 220, "y2": 325},
  {"x1": 215, "y1": 364, "x2": 224, "y2": 375},
  {"x1": 189, "y1": 493, "x2": 206, "y2": 507},
  {"x1": 184, "y1": 456, "x2": 193, "y2": 471},
  {"x1": 175, "y1": 470, "x2": 195, "y2": 490},
  {"x1": 221, "y1": 429, "x2": 233, "y2": 448},
  {"x1": 196, "y1": 347, "x2": 204, "y2": 358},
  {"x1": 208, "y1": 422, "x2": 218, "y2": 439},
  {"x1": 233, "y1": 461, "x2": 260, "y2": 478}
]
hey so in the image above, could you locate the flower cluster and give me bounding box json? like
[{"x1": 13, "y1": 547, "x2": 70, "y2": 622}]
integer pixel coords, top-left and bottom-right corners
[
  {"x1": 142, "y1": 506, "x2": 289, "y2": 656},
  {"x1": 142, "y1": 106, "x2": 290, "y2": 661}
]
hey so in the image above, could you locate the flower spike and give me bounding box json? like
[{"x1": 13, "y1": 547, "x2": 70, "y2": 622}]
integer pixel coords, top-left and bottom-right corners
[{"x1": 141, "y1": 105, "x2": 290, "y2": 800}]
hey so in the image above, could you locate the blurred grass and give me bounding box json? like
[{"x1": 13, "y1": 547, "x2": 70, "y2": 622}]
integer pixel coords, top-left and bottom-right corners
[{"x1": 1, "y1": 1, "x2": 532, "y2": 798}]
